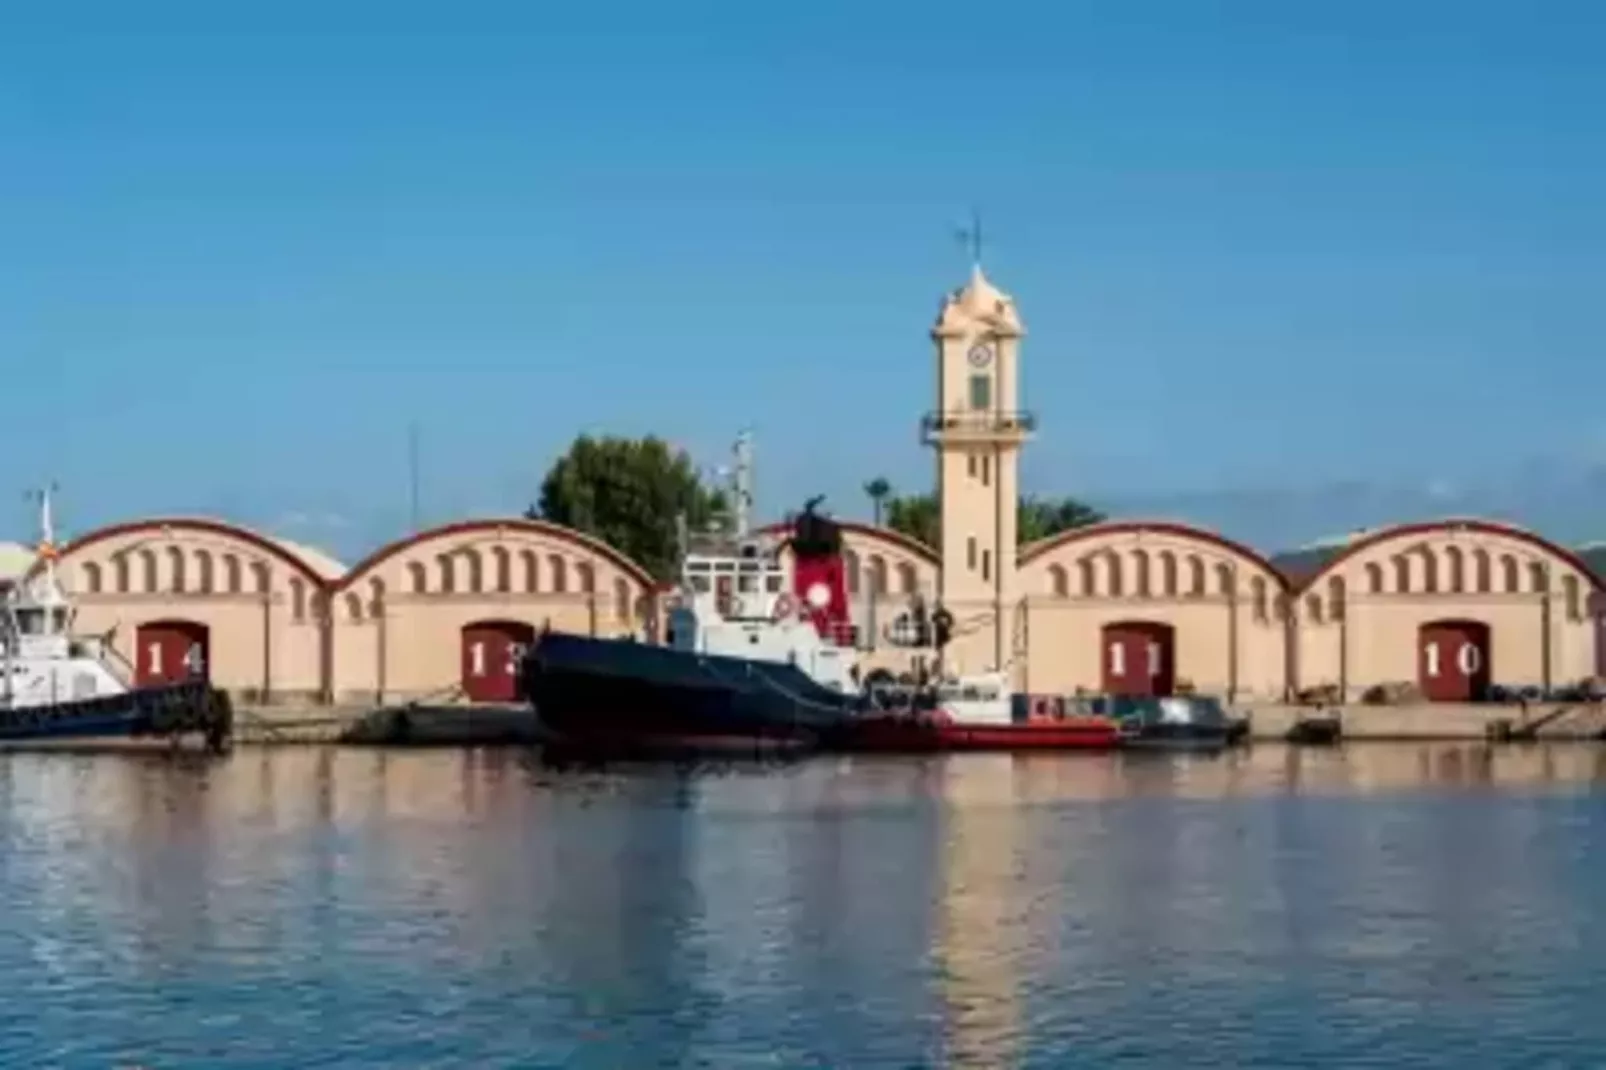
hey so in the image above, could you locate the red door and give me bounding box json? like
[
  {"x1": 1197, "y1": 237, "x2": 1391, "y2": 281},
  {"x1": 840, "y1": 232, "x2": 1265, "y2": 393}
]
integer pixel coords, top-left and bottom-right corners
[
  {"x1": 1418, "y1": 620, "x2": 1491, "y2": 702},
  {"x1": 135, "y1": 621, "x2": 210, "y2": 687},
  {"x1": 1101, "y1": 621, "x2": 1176, "y2": 697},
  {"x1": 461, "y1": 621, "x2": 537, "y2": 702}
]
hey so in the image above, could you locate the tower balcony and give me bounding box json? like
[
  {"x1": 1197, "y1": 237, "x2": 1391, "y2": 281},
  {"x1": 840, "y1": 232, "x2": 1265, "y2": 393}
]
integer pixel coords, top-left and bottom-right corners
[{"x1": 920, "y1": 410, "x2": 1037, "y2": 446}]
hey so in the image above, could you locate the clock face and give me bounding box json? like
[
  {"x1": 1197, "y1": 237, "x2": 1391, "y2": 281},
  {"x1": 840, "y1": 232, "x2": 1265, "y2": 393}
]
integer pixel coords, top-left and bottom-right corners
[{"x1": 967, "y1": 342, "x2": 993, "y2": 368}]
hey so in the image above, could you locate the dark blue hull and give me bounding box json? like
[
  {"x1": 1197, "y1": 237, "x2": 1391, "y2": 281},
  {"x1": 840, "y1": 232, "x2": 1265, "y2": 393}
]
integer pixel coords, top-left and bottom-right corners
[
  {"x1": 521, "y1": 632, "x2": 863, "y2": 756},
  {"x1": 0, "y1": 680, "x2": 232, "y2": 749}
]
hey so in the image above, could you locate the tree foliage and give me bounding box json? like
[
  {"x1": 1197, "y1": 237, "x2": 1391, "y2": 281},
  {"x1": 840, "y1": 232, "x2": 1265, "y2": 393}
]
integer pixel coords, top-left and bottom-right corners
[
  {"x1": 528, "y1": 434, "x2": 727, "y2": 581},
  {"x1": 877, "y1": 487, "x2": 1105, "y2": 549},
  {"x1": 885, "y1": 492, "x2": 941, "y2": 548},
  {"x1": 1017, "y1": 494, "x2": 1106, "y2": 544}
]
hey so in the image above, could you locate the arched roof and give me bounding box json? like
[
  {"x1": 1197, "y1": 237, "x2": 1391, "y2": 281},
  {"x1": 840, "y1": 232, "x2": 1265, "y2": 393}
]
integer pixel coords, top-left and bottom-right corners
[
  {"x1": 25, "y1": 517, "x2": 330, "y2": 586},
  {"x1": 1291, "y1": 518, "x2": 1606, "y2": 592},
  {"x1": 336, "y1": 517, "x2": 655, "y2": 590},
  {"x1": 756, "y1": 519, "x2": 939, "y2": 565},
  {"x1": 1018, "y1": 520, "x2": 1291, "y2": 589}
]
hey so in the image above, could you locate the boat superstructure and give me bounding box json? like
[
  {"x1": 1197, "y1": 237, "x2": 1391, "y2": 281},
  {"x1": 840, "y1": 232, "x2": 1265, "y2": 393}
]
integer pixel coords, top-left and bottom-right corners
[
  {"x1": 0, "y1": 487, "x2": 232, "y2": 749},
  {"x1": 1, "y1": 488, "x2": 128, "y2": 711},
  {"x1": 664, "y1": 433, "x2": 859, "y2": 695}
]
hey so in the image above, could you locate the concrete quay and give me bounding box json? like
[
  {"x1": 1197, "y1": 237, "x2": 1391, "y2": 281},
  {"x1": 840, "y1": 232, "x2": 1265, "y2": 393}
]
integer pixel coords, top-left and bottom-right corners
[
  {"x1": 1239, "y1": 701, "x2": 1606, "y2": 743},
  {"x1": 234, "y1": 702, "x2": 543, "y2": 746},
  {"x1": 221, "y1": 699, "x2": 1606, "y2": 748}
]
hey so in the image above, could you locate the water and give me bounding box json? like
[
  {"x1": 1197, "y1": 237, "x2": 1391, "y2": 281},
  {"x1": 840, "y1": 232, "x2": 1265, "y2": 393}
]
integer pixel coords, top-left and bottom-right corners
[{"x1": 2, "y1": 745, "x2": 1605, "y2": 1068}]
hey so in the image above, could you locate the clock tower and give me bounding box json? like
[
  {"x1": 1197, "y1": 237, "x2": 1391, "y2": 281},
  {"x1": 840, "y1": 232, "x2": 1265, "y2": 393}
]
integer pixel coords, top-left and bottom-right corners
[{"x1": 924, "y1": 263, "x2": 1034, "y2": 677}]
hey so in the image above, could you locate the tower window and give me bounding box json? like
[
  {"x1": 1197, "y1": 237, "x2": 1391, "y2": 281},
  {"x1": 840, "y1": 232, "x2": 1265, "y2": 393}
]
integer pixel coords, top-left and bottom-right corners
[
  {"x1": 980, "y1": 454, "x2": 991, "y2": 486},
  {"x1": 967, "y1": 536, "x2": 977, "y2": 570},
  {"x1": 968, "y1": 374, "x2": 992, "y2": 410},
  {"x1": 982, "y1": 549, "x2": 991, "y2": 582}
]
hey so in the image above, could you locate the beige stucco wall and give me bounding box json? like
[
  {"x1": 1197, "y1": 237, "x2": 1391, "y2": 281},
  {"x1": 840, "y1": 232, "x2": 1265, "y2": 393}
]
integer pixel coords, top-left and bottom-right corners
[
  {"x1": 31, "y1": 513, "x2": 1605, "y2": 709},
  {"x1": 1294, "y1": 524, "x2": 1600, "y2": 697},
  {"x1": 42, "y1": 517, "x2": 655, "y2": 705},
  {"x1": 51, "y1": 520, "x2": 329, "y2": 702},
  {"x1": 330, "y1": 521, "x2": 654, "y2": 703},
  {"x1": 1015, "y1": 523, "x2": 1290, "y2": 699}
]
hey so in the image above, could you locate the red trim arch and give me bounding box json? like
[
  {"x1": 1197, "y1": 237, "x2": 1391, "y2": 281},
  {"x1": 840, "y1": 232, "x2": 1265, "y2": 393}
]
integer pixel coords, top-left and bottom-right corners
[
  {"x1": 335, "y1": 517, "x2": 656, "y2": 591},
  {"x1": 23, "y1": 517, "x2": 331, "y2": 587},
  {"x1": 1290, "y1": 518, "x2": 1606, "y2": 593},
  {"x1": 756, "y1": 520, "x2": 940, "y2": 565},
  {"x1": 1018, "y1": 520, "x2": 1292, "y2": 590}
]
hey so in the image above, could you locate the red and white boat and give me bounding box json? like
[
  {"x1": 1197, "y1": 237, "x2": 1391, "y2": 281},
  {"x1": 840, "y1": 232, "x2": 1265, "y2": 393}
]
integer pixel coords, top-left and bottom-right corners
[{"x1": 823, "y1": 670, "x2": 1121, "y2": 753}]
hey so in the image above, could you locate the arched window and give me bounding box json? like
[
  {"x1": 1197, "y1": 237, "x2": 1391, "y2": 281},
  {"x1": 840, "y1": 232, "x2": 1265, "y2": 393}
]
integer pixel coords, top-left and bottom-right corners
[{"x1": 1158, "y1": 551, "x2": 1178, "y2": 597}]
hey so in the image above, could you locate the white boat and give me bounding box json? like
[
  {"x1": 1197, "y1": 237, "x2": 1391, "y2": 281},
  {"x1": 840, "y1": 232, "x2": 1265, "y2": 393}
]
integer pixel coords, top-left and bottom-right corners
[{"x1": 0, "y1": 488, "x2": 232, "y2": 749}]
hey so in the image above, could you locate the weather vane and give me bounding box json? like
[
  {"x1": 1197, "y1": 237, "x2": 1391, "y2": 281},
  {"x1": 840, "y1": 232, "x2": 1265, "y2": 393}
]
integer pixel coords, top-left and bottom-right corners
[{"x1": 955, "y1": 208, "x2": 984, "y2": 267}]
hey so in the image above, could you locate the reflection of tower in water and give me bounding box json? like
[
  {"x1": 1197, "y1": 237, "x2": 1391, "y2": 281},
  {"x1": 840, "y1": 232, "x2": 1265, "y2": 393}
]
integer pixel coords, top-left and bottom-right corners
[{"x1": 931, "y1": 756, "x2": 1034, "y2": 1069}]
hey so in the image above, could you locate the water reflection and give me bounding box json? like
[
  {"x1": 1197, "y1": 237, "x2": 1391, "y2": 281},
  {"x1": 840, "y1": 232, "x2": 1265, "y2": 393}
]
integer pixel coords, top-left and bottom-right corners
[{"x1": 0, "y1": 745, "x2": 1603, "y2": 1066}]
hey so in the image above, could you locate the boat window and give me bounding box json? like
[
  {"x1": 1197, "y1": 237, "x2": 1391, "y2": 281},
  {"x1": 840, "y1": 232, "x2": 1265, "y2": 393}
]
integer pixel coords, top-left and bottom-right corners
[
  {"x1": 737, "y1": 574, "x2": 757, "y2": 593},
  {"x1": 690, "y1": 575, "x2": 711, "y2": 594},
  {"x1": 51, "y1": 609, "x2": 68, "y2": 633},
  {"x1": 765, "y1": 573, "x2": 783, "y2": 593},
  {"x1": 16, "y1": 609, "x2": 44, "y2": 635},
  {"x1": 960, "y1": 686, "x2": 982, "y2": 702}
]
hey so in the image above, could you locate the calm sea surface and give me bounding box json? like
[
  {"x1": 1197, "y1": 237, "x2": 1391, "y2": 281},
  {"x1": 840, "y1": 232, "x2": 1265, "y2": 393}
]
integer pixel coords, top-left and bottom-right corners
[{"x1": 2, "y1": 744, "x2": 1605, "y2": 1068}]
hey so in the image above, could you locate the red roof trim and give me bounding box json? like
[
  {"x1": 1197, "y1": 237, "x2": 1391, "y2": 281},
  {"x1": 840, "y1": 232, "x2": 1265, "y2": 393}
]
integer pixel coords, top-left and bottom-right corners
[
  {"x1": 1290, "y1": 519, "x2": 1606, "y2": 592},
  {"x1": 335, "y1": 517, "x2": 655, "y2": 591},
  {"x1": 1018, "y1": 520, "x2": 1292, "y2": 590},
  {"x1": 24, "y1": 517, "x2": 329, "y2": 586},
  {"x1": 755, "y1": 519, "x2": 940, "y2": 564}
]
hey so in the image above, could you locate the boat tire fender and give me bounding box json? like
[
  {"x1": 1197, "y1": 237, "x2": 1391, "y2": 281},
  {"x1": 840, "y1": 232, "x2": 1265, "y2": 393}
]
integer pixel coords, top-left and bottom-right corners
[{"x1": 773, "y1": 593, "x2": 797, "y2": 621}]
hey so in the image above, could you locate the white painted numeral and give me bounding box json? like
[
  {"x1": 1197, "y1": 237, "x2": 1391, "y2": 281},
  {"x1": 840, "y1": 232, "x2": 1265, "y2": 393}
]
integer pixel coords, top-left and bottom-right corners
[
  {"x1": 470, "y1": 641, "x2": 486, "y2": 677},
  {"x1": 1147, "y1": 641, "x2": 1161, "y2": 677},
  {"x1": 147, "y1": 642, "x2": 163, "y2": 676},
  {"x1": 183, "y1": 643, "x2": 204, "y2": 675},
  {"x1": 1424, "y1": 641, "x2": 1441, "y2": 678},
  {"x1": 1458, "y1": 642, "x2": 1481, "y2": 675},
  {"x1": 1109, "y1": 643, "x2": 1125, "y2": 676},
  {"x1": 506, "y1": 642, "x2": 527, "y2": 676}
]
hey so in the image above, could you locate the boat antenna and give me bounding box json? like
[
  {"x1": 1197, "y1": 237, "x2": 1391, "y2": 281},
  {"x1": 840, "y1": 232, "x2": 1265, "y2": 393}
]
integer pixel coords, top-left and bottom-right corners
[
  {"x1": 731, "y1": 429, "x2": 753, "y2": 538},
  {"x1": 31, "y1": 482, "x2": 61, "y2": 590},
  {"x1": 407, "y1": 421, "x2": 422, "y2": 533}
]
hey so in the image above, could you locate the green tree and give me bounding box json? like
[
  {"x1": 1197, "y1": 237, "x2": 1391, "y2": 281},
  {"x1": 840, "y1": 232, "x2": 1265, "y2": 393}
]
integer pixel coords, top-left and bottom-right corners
[
  {"x1": 863, "y1": 477, "x2": 893, "y2": 526},
  {"x1": 528, "y1": 434, "x2": 727, "y2": 581},
  {"x1": 1018, "y1": 494, "x2": 1106, "y2": 544},
  {"x1": 884, "y1": 491, "x2": 941, "y2": 548},
  {"x1": 878, "y1": 487, "x2": 1105, "y2": 548}
]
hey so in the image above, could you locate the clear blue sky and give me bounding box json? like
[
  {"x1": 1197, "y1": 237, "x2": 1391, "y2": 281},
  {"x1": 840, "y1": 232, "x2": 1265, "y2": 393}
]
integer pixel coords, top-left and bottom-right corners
[{"x1": 3, "y1": 0, "x2": 1603, "y2": 559}]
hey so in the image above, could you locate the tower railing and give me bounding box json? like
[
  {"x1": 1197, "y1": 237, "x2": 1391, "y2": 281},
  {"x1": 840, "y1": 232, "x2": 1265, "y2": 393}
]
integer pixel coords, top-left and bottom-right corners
[{"x1": 920, "y1": 410, "x2": 1037, "y2": 444}]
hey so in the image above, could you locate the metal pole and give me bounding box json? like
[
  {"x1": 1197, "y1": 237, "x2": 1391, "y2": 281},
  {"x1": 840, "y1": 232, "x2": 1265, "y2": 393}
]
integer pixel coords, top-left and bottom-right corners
[{"x1": 408, "y1": 422, "x2": 421, "y2": 533}]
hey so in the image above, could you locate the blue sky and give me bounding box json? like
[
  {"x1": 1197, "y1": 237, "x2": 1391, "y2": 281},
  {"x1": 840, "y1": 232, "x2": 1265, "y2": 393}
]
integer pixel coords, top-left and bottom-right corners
[{"x1": 3, "y1": 0, "x2": 1603, "y2": 559}]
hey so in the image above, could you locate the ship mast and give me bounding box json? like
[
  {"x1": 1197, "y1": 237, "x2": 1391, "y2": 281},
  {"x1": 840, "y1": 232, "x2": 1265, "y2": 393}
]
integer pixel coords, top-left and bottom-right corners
[
  {"x1": 35, "y1": 483, "x2": 60, "y2": 601},
  {"x1": 730, "y1": 429, "x2": 753, "y2": 539}
]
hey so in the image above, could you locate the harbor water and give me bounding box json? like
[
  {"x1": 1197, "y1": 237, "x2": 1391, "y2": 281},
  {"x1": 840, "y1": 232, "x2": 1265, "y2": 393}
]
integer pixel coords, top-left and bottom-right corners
[{"x1": 2, "y1": 744, "x2": 1605, "y2": 1067}]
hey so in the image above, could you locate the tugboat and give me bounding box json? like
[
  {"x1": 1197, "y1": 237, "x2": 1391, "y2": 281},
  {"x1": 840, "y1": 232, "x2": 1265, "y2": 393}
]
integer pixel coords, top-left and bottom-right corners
[
  {"x1": 521, "y1": 434, "x2": 864, "y2": 758},
  {"x1": 0, "y1": 488, "x2": 232, "y2": 751},
  {"x1": 522, "y1": 432, "x2": 1122, "y2": 758}
]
